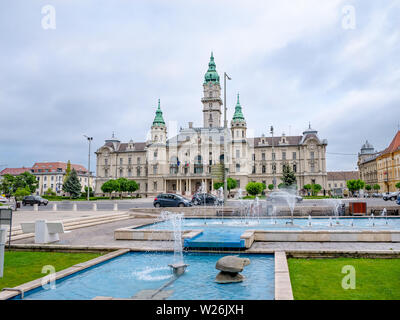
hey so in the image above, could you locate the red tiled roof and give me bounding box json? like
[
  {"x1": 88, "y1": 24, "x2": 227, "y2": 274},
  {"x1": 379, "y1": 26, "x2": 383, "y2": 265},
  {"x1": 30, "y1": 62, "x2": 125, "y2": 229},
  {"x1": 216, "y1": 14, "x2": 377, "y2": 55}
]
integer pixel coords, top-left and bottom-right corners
[
  {"x1": 0, "y1": 167, "x2": 32, "y2": 176},
  {"x1": 327, "y1": 171, "x2": 359, "y2": 181},
  {"x1": 32, "y1": 162, "x2": 87, "y2": 173},
  {"x1": 382, "y1": 131, "x2": 400, "y2": 155}
]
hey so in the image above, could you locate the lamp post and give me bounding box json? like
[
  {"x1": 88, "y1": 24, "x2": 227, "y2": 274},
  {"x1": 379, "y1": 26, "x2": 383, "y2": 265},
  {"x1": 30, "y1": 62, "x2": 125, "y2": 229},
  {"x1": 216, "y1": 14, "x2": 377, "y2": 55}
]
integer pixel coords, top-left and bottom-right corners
[
  {"x1": 270, "y1": 125, "x2": 276, "y2": 189},
  {"x1": 223, "y1": 72, "x2": 231, "y2": 203},
  {"x1": 84, "y1": 135, "x2": 93, "y2": 201}
]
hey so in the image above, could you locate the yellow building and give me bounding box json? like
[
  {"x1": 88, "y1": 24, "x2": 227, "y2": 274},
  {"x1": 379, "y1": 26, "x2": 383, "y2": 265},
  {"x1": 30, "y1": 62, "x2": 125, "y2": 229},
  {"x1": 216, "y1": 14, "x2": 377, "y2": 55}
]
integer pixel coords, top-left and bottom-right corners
[{"x1": 377, "y1": 131, "x2": 400, "y2": 192}]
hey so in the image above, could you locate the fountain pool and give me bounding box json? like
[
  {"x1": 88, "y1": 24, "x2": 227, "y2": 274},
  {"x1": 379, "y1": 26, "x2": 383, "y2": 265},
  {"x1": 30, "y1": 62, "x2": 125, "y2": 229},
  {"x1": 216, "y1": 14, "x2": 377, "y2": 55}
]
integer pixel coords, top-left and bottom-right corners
[
  {"x1": 11, "y1": 252, "x2": 274, "y2": 300},
  {"x1": 129, "y1": 217, "x2": 400, "y2": 248}
]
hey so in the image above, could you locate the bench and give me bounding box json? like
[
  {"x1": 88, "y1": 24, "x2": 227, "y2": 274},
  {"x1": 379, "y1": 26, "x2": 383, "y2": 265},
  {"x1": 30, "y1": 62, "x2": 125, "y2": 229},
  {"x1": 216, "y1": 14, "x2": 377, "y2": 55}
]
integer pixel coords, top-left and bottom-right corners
[
  {"x1": 371, "y1": 209, "x2": 399, "y2": 216},
  {"x1": 20, "y1": 220, "x2": 70, "y2": 244}
]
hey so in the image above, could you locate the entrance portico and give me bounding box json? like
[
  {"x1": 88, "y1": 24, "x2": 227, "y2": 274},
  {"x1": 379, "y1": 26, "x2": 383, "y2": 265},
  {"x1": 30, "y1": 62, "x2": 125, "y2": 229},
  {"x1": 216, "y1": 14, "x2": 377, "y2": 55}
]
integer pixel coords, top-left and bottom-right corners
[{"x1": 165, "y1": 178, "x2": 213, "y2": 196}]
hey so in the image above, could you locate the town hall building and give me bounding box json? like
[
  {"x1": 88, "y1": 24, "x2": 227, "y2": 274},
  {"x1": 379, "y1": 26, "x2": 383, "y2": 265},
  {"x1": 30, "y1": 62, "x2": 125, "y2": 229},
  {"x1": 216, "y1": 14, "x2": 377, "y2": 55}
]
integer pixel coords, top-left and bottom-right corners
[{"x1": 95, "y1": 53, "x2": 328, "y2": 197}]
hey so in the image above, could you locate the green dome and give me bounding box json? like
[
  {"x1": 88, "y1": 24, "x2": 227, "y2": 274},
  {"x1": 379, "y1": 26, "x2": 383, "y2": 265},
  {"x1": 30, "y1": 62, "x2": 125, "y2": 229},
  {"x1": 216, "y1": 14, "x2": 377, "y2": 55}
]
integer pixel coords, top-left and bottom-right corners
[
  {"x1": 232, "y1": 93, "x2": 245, "y2": 122},
  {"x1": 204, "y1": 52, "x2": 220, "y2": 84},
  {"x1": 152, "y1": 99, "x2": 165, "y2": 126}
]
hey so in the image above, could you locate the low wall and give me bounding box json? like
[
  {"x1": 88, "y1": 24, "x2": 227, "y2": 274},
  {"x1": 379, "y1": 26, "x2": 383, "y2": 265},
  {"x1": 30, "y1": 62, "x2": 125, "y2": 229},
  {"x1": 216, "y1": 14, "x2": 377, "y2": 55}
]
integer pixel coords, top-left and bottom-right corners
[
  {"x1": 253, "y1": 230, "x2": 400, "y2": 242},
  {"x1": 114, "y1": 227, "x2": 203, "y2": 241},
  {"x1": 130, "y1": 205, "x2": 399, "y2": 217}
]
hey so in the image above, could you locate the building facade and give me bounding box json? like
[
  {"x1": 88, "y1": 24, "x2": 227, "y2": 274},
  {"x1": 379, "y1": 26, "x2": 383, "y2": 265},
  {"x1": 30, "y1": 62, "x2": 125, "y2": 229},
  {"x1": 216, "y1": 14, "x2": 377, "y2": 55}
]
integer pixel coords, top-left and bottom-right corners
[
  {"x1": 357, "y1": 140, "x2": 379, "y2": 187},
  {"x1": 376, "y1": 131, "x2": 400, "y2": 192},
  {"x1": 31, "y1": 162, "x2": 94, "y2": 196},
  {"x1": 95, "y1": 53, "x2": 328, "y2": 197},
  {"x1": 327, "y1": 171, "x2": 359, "y2": 196}
]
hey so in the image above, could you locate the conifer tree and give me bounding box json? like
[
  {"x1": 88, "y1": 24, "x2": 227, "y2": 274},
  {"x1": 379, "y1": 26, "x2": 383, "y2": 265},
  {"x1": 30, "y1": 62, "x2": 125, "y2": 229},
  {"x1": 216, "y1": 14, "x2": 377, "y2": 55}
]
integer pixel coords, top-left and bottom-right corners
[{"x1": 63, "y1": 169, "x2": 82, "y2": 198}]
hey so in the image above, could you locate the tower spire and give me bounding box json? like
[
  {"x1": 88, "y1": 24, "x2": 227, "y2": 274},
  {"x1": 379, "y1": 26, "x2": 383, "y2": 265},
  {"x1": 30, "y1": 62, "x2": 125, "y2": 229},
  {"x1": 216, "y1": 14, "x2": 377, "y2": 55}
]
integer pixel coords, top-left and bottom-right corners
[
  {"x1": 232, "y1": 92, "x2": 245, "y2": 122},
  {"x1": 152, "y1": 99, "x2": 165, "y2": 126}
]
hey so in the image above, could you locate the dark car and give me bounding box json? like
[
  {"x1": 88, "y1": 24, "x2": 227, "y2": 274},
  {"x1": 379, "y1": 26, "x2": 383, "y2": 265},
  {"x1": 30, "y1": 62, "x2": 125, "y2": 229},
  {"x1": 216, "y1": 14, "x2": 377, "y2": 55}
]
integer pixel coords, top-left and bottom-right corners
[
  {"x1": 191, "y1": 193, "x2": 223, "y2": 206},
  {"x1": 153, "y1": 193, "x2": 192, "y2": 208},
  {"x1": 22, "y1": 195, "x2": 49, "y2": 206}
]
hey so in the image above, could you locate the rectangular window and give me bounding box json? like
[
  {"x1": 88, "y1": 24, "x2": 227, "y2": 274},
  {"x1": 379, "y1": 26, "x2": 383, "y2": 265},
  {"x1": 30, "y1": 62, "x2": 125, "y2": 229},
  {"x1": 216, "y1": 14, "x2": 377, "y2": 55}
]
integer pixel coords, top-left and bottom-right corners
[
  {"x1": 128, "y1": 158, "x2": 132, "y2": 165},
  {"x1": 153, "y1": 181, "x2": 157, "y2": 191},
  {"x1": 153, "y1": 165, "x2": 157, "y2": 175},
  {"x1": 236, "y1": 180, "x2": 240, "y2": 188},
  {"x1": 236, "y1": 163, "x2": 240, "y2": 172},
  {"x1": 262, "y1": 153, "x2": 266, "y2": 161},
  {"x1": 252, "y1": 166, "x2": 256, "y2": 174},
  {"x1": 137, "y1": 157, "x2": 141, "y2": 164},
  {"x1": 293, "y1": 152, "x2": 296, "y2": 160},
  {"x1": 272, "y1": 153, "x2": 276, "y2": 160},
  {"x1": 252, "y1": 154, "x2": 255, "y2": 161},
  {"x1": 262, "y1": 165, "x2": 266, "y2": 174},
  {"x1": 105, "y1": 159, "x2": 108, "y2": 165},
  {"x1": 293, "y1": 164, "x2": 297, "y2": 173},
  {"x1": 120, "y1": 158, "x2": 123, "y2": 165},
  {"x1": 310, "y1": 152, "x2": 314, "y2": 160},
  {"x1": 236, "y1": 150, "x2": 240, "y2": 158},
  {"x1": 282, "y1": 152, "x2": 286, "y2": 160}
]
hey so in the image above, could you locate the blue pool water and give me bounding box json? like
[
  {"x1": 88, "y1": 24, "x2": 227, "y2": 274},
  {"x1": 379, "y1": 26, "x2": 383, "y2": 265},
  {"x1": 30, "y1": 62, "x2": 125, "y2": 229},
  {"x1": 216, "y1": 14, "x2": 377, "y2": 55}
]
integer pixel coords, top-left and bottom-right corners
[
  {"x1": 14, "y1": 252, "x2": 274, "y2": 300},
  {"x1": 139, "y1": 217, "x2": 400, "y2": 248}
]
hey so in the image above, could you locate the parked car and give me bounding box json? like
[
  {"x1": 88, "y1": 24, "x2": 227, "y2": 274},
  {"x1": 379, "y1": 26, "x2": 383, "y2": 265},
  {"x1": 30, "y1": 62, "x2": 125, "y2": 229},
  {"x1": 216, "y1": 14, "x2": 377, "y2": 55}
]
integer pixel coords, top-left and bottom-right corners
[
  {"x1": 22, "y1": 195, "x2": 49, "y2": 206},
  {"x1": 266, "y1": 192, "x2": 303, "y2": 203},
  {"x1": 191, "y1": 193, "x2": 223, "y2": 206},
  {"x1": 383, "y1": 191, "x2": 400, "y2": 201},
  {"x1": 153, "y1": 193, "x2": 192, "y2": 208},
  {"x1": 371, "y1": 193, "x2": 383, "y2": 198},
  {"x1": 0, "y1": 196, "x2": 7, "y2": 203},
  {"x1": 397, "y1": 194, "x2": 400, "y2": 205}
]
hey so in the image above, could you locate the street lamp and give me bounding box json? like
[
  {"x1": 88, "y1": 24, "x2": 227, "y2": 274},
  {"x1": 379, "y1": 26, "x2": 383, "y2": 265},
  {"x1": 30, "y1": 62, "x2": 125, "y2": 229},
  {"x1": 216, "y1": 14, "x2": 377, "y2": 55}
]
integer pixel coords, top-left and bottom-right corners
[
  {"x1": 270, "y1": 125, "x2": 276, "y2": 189},
  {"x1": 223, "y1": 72, "x2": 231, "y2": 203},
  {"x1": 83, "y1": 135, "x2": 93, "y2": 201}
]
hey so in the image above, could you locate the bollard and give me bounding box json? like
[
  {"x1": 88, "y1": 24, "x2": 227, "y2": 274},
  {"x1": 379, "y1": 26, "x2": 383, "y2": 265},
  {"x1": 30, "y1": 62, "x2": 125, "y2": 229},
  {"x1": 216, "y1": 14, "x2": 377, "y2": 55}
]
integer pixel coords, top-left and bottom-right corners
[
  {"x1": 92, "y1": 203, "x2": 97, "y2": 211},
  {"x1": 52, "y1": 203, "x2": 57, "y2": 211},
  {"x1": 72, "y1": 203, "x2": 77, "y2": 212},
  {"x1": 113, "y1": 203, "x2": 118, "y2": 211},
  {"x1": 33, "y1": 204, "x2": 38, "y2": 211},
  {"x1": 0, "y1": 227, "x2": 5, "y2": 278}
]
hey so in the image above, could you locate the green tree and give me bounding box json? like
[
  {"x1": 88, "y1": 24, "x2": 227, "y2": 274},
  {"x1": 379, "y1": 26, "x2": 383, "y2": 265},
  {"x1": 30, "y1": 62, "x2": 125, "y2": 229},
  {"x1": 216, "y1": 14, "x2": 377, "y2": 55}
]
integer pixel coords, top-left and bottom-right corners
[
  {"x1": 45, "y1": 188, "x2": 56, "y2": 196},
  {"x1": 82, "y1": 186, "x2": 94, "y2": 198},
  {"x1": 311, "y1": 184, "x2": 322, "y2": 196},
  {"x1": 347, "y1": 179, "x2": 365, "y2": 195},
  {"x1": 373, "y1": 184, "x2": 381, "y2": 191},
  {"x1": 245, "y1": 182, "x2": 263, "y2": 196},
  {"x1": 365, "y1": 185, "x2": 372, "y2": 191},
  {"x1": 127, "y1": 180, "x2": 139, "y2": 196},
  {"x1": 63, "y1": 169, "x2": 82, "y2": 199},
  {"x1": 213, "y1": 178, "x2": 237, "y2": 191},
  {"x1": 64, "y1": 160, "x2": 72, "y2": 182},
  {"x1": 396, "y1": 182, "x2": 400, "y2": 190},
  {"x1": 278, "y1": 183, "x2": 285, "y2": 189},
  {"x1": 0, "y1": 174, "x2": 15, "y2": 195},
  {"x1": 101, "y1": 180, "x2": 118, "y2": 198},
  {"x1": 282, "y1": 165, "x2": 297, "y2": 187},
  {"x1": 14, "y1": 186, "x2": 31, "y2": 201},
  {"x1": 268, "y1": 184, "x2": 274, "y2": 191},
  {"x1": 19, "y1": 171, "x2": 39, "y2": 193}
]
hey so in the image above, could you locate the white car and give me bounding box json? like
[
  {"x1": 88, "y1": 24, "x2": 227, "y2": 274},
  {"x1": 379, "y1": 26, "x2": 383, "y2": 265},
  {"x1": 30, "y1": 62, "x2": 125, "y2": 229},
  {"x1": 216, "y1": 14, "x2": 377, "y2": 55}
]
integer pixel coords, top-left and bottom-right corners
[
  {"x1": 383, "y1": 191, "x2": 400, "y2": 201},
  {"x1": 0, "y1": 196, "x2": 8, "y2": 203}
]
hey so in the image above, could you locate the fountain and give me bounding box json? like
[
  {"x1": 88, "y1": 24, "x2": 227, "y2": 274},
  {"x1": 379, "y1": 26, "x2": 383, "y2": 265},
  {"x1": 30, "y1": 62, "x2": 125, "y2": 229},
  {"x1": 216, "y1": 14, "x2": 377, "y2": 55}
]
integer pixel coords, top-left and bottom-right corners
[
  {"x1": 269, "y1": 186, "x2": 297, "y2": 225},
  {"x1": 381, "y1": 208, "x2": 388, "y2": 225},
  {"x1": 160, "y1": 211, "x2": 186, "y2": 267},
  {"x1": 217, "y1": 186, "x2": 224, "y2": 223},
  {"x1": 308, "y1": 215, "x2": 312, "y2": 227},
  {"x1": 324, "y1": 198, "x2": 344, "y2": 225}
]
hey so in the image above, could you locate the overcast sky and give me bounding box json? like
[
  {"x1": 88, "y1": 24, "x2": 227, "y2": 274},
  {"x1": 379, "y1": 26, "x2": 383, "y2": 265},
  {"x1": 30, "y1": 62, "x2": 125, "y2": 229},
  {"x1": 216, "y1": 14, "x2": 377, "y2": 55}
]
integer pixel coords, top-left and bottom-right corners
[{"x1": 0, "y1": 0, "x2": 399, "y2": 174}]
